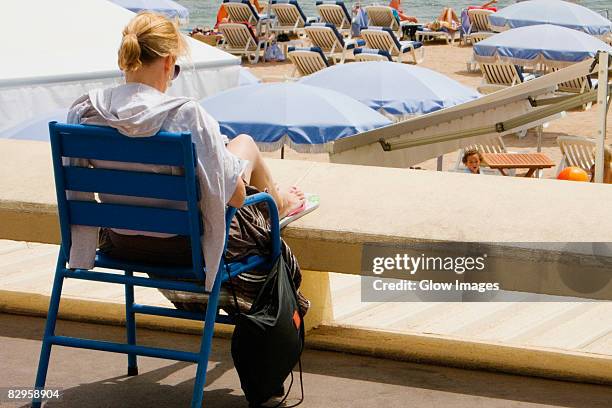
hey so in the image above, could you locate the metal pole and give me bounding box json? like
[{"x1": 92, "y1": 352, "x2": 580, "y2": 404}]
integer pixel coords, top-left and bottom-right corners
[
  {"x1": 595, "y1": 52, "x2": 609, "y2": 184},
  {"x1": 436, "y1": 155, "x2": 443, "y2": 171}
]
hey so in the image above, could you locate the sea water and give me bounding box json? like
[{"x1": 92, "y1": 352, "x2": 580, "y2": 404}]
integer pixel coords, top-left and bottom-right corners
[{"x1": 175, "y1": 0, "x2": 610, "y2": 29}]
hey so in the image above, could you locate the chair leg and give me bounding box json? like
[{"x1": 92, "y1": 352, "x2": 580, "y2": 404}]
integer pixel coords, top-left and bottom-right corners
[
  {"x1": 190, "y1": 273, "x2": 223, "y2": 408},
  {"x1": 32, "y1": 252, "x2": 66, "y2": 408},
  {"x1": 125, "y1": 270, "x2": 138, "y2": 376}
]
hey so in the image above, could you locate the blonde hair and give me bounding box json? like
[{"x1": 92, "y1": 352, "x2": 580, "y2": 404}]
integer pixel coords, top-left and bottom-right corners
[{"x1": 118, "y1": 12, "x2": 188, "y2": 72}]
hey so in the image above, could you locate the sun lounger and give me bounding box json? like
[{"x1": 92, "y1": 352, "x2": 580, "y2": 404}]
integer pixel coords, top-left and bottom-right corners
[
  {"x1": 218, "y1": 22, "x2": 267, "y2": 64},
  {"x1": 543, "y1": 66, "x2": 598, "y2": 110},
  {"x1": 464, "y1": 9, "x2": 495, "y2": 45},
  {"x1": 365, "y1": 5, "x2": 408, "y2": 38},
  {"x1": 288, "y1": 46, "x2": 330, "y2": 76},
  {"x1": 270, "y1": 0, "x2": 314, "y2": 37},
  {"x1": 556, "y1": 135, "x2": 596, "y2": 174},
  {"x1": 415, "y1": 28, "x2": 457, "y2": 45},
  {"x1": 361, "y1": 27, "x2": 424, "y2": 64},
  {"x1": 477, "y1": 62, "x2": 535, "y2": 94},
  {"x1": 305, "y1": 22, "x2": 365, "y2": 63},
  {"x1": 316, "y1": 1, "x2": 352, "y2": 36},
  {"x1": 353, "y1": 47, "x2": 393, "y2": 62},
  {"x1": 223, "y1": 0, "x2": 270, "y2": 36}
]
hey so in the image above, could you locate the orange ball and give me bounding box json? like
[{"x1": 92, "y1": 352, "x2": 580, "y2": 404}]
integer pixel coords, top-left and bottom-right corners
[{"x1": 557, "y1": 166, "x2": 590, "y2": 182}]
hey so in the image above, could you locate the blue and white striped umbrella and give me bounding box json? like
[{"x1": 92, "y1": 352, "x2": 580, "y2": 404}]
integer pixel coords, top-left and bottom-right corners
[
  {"x1": 489, "y1": 0, "x2": 611, "y2": 36},
  {"x1": 299, "y1": 62, "x2": 480, "y2": 119},
  {"x1": 109, "y1": 0, "x2": 189, "y2": 24},
  {"x1": 473, "y1": 24, "x2": 612, "y2": 67},
  {"x1": 1, "y1": 109, "x2": 67, "y2": 141},
  {"x1": 200, "y1": 82, "x2": 391, "y2": 153},
  {"x1": 238, "y1": 67, "x2": 261, "y2": 86}
]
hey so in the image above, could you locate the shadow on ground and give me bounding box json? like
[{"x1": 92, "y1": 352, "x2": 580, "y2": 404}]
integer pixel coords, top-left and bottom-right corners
[{"x1": 1, "y1": 313, "x2": 611, "y2": 408}]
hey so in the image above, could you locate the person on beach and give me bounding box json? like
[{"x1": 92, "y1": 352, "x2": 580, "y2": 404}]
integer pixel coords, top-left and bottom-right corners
[
  {"x1": 215, "y1": 0, "x2": 263, "y2": 28},
  {"x1": 389, "y1": 0, "x2": 418, "y2": 23},
  {"x1": 462, "y1": 148, "x2": 483, "y2": 174},
  {"x1": 426, "y1": 7, "x2": 461, "y2": 32},
  {"x1": 474, "y1": 0, "x2": 498, "y2": 11},
  {"x1": 65, "y1": 12, "x2": 309, "y2": 315}
]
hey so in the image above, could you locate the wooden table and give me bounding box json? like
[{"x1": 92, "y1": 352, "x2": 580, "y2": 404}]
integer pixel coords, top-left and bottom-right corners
[{"x1": 481, "y1": 153, "x2": 555, "y2": 177}]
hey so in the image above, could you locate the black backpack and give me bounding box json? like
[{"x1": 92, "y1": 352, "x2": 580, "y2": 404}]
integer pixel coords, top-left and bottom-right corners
[{"x1": 230, "y1": 256, "x2": 305, "y2": 407}]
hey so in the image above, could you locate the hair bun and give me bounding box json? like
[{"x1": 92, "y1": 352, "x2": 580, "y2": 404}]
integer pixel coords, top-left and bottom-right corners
[{"x1": 118, "y1": 31, "x2": 143, "y2": 72}]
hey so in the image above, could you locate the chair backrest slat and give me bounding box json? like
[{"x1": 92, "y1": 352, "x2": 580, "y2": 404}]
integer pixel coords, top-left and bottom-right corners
[
  {"x1": 480, "y1": 63, "x2": 522, "y2": 86},
  {"x1": 317, "y1": 2, "x2": 350, "y2": 29},
  {"x1": 362, "y1": 29, "x2": 398, "y2": 55},
  {"x1": 273, "y1": 5, "x2": 301, "y2": 26},
  {"x1": 64, "y1": 166, "x2": 188, "y2": 201},
  {"x1": 68, "y1": 201, "x2": 192, "y2": 235},
  {"x1": 288, "y1": 48, "x2": 328, "y2": 76},
  {"x1": 224, "y1": 1, "x2": 259, "y2": 24},
  {"x1": 366, "y1": 6, "x2": 398, "y2": 31},
  {"x1": 558, "y1": 136, "x2": 596, "y2": 171},
  {"x1": 57, "y1": 125, "x2": 186, "y2": 166},
  {"x1": 469, "y1": 9, "x2": 493, "y2": 32},
  {"x1": 220, "y1": 23, "x2": 257, "y2": 51}
]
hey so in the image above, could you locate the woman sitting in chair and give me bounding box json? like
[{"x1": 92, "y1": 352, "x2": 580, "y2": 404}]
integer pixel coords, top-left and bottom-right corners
[
  {"x1": 67, "y1": 12, "x2": 309, "y2": 315},
  {"x1": 389, "y1": 0, "x2": 418, "y2": 23}
]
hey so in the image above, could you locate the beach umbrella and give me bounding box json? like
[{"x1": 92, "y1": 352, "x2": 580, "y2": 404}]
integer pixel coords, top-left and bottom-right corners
[
  {"x1": 299, "y1": 62, "x2": 480, "y2": 120},
  {"x1": 238, "y1": 67, "x2": 261, "y2": 86},
  {"x1": 489, "y1": 0, "x2": 611, "y2": 36},
  {"x1": 473, "y1": 24, "x2": 612, "y2": 67},
  {"x1": 200, "y1": 82, "x2": 391, "y2": 153},
  {"x1": 109, "y1": 0, "x2": 189, "y2": 24},
  {"x1": 0, "y1": 109, "x2": 68, "y2": 141}
]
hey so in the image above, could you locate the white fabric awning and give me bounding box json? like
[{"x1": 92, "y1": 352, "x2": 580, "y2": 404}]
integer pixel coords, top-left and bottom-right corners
[{"x1": 0, "y1": 0, "x2": 240, "y2": 132}]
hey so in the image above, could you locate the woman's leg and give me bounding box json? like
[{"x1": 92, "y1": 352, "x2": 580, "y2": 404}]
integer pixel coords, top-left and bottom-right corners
[{"x1": 226, "y1": 134, "x2": 304, "y2": 217}]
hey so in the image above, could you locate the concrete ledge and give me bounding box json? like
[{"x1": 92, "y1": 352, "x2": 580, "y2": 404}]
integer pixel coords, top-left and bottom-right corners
[
  {"x1": 307, "y1": 326, "x2": 612, "y2": 386},
  {"x1": 2, "y1": 288, "x2": 611, "y2": 385}
]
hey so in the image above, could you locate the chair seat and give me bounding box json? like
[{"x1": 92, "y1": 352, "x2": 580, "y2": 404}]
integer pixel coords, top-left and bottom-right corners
[
  {"x1": 95, "y1": 252, "x2": 197, "y2": 278},
  {"x1": 94, "y1": 251, "x2": 269, "y2": 283},
  {"x1": 399, "y1": 40, "x2": 423, "y2": 52},
  {"x1": 345, "y1": 38, "x2": 366, "y2": 50}
]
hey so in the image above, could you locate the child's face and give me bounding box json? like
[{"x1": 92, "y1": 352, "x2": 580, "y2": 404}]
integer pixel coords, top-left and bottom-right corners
[{"x1": 466, "y1": 154, "x2": 481, "y2": 173}]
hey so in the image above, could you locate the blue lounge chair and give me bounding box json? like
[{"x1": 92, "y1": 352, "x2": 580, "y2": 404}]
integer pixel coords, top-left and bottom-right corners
[
  {"x1": 288, "y1": 46, "x2": 330, "y2": 76},
  {"x1": 316, "y1": 1, "x2": 352, "y2": 36},
  {"x1": 365, "y1": 5, "x2": 410, "y2": 38},
  {"x1": 360, "y1": 27, "x2": 424, "y2": 64},
  {"x1": 32, "y1": 123, "x2": 281, "y2": 408},
  {"x1": 304, "y1": 22, "x2": 365, "y2": 63},
  {"x1": 270, "y1": 0, "x2": 315, "y2": 36},
  {"x1": 223, "y1": 0, "x2": 270, "y2": 36}
]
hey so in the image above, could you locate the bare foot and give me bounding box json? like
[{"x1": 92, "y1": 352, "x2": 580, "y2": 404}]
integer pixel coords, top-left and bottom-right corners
[{"x1": 278, "y1": 185, "x2": 305, "y2": 218}]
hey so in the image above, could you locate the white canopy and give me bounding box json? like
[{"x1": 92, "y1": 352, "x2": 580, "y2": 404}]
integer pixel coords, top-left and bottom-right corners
[{"x1": 0, "y1": 0, "x2": 240, "y2": 132}]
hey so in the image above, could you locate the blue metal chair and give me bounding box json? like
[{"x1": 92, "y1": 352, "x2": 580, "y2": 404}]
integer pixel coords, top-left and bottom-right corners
[{"x1": 33, "y1": 122, "x2": 281, "y2": 408}]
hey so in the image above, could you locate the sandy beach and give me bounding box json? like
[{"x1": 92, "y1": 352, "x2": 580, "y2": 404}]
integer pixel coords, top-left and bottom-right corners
[{"x1": 246, "y1": 42, "x2": 611, "y2": 179}]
